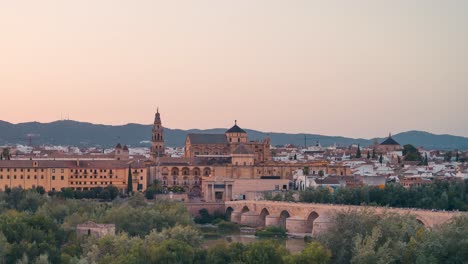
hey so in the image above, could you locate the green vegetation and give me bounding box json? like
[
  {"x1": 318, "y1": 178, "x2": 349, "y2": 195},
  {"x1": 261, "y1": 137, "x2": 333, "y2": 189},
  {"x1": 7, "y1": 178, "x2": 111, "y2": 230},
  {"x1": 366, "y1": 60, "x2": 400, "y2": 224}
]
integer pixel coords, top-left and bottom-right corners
[
  {"x1": 319, "y1": 209, "x2": 468, "y2": 264},
  {"x1": 356, "y1": 145, "x2": 362, "y2": 158},
  {"x1": 298, "y1": 179, "x2": 468, "y2": 211},
  {"x1": 144, "y1": 180, "x2": 164, "y2": 199},
  {"x1": 403, "y1": 144, "x2": 423, "y2": 162},
  {"x1": 126, "y1": 164, "x2": 133, "y2": 195},
  {"x1": 56, "y1": 186, "x2": 119, "y2": 200},
  {"x1": 0, "y1": 186, "x2": 467, "y2": 263},
  {"x1": 255, "y1": 226, "x2": 287, "y2": 238}
]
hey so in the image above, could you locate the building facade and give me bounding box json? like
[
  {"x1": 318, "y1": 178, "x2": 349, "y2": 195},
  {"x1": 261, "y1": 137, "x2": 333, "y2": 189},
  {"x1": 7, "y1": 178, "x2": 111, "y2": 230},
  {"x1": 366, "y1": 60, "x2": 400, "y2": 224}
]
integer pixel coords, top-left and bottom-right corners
[{"x1": 0, "y1": 159, "x2": 148, "y2": 192}]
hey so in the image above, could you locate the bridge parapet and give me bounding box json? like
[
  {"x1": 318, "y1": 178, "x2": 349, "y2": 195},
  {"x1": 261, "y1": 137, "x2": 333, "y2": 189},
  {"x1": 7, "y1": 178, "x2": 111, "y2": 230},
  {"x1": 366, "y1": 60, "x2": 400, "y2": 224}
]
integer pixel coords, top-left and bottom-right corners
[{"x1": 225, "y1": 201, "x2": 465, "y2": 233}]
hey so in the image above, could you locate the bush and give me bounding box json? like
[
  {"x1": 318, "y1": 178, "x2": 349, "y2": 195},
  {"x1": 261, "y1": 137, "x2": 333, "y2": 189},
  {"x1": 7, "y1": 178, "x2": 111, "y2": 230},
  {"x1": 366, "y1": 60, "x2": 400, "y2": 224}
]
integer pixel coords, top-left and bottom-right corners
[{"x1": 255, "y1": 226, "x2": 287, "y2": 238}]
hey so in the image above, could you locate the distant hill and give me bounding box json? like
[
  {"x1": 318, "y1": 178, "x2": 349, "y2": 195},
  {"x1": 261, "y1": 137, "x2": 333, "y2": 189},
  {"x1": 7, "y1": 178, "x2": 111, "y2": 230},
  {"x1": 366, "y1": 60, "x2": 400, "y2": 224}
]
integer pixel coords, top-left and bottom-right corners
[{"x1": 0, "y1": 120, "x2": 467, "y2": 150}]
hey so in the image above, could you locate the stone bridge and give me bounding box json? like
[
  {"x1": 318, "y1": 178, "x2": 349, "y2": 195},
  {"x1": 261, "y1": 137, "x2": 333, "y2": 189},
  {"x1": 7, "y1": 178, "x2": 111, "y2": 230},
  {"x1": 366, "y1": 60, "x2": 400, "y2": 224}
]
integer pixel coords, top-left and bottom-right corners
[{"x1": 225, "y1": 201, "x2": 465, "y2": 236}]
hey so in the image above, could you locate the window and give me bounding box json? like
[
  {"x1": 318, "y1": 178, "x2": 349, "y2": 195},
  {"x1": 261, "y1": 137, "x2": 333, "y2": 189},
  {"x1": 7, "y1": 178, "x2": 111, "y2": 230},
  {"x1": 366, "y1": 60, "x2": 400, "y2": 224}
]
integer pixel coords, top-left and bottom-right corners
[
  {"x1": 20, "y1": 175, "x2": 23, "y2": 179},
  {"x1": 34, "y1": 176, "x2": 37, "y2": 179},
  {"x1": 27, "y1": 176, "x2": 30, "y2": 179},
  {"x1": 52, "y1": 176, "x2": 55, "y2": 180},
  {"x1": 61, "y1": 176, "x2": 64, "y2": 180},
  {"x1": 14, "y1": 176, "x2": 17, "y2": 179},
  {"x1": 41, "y1": 176, "x2": 44, "y2": 179},
  {"x1": 0, "y1": 176, "x2": 2, "y2": 179},
  {"x1": 52, "y1": 169, "x2": 55, "y2": 173}
]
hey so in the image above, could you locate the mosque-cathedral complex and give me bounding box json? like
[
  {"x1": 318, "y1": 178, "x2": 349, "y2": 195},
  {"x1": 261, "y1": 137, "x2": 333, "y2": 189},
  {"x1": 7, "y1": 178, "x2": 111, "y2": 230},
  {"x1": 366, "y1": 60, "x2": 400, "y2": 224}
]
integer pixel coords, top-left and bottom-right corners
[{"x1": 0, "y1": 110, "x2": 350, "y2": 201}]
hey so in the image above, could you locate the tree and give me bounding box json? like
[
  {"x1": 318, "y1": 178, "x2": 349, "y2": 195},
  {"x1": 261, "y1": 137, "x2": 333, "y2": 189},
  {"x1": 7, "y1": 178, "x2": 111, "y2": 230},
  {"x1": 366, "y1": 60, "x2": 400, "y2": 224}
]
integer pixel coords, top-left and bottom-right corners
[
  {"x1": 403, "y1": 144, "x2": 422, "y2": 162},
  {"x1": 372, "y1": 148, "x2": 377, "y2": 159},
  {"x1": 366, "y1": 151, "x2": 371, "y2": 159},
  {"x1": 423, "y1": 153, "x2": 428, "y2": 166},
  {"x1": 127, "y1": 164, "x2": 133, "y2": 195},
  {"x1": 351, "y1": 227, "x2": 392, "y2": 264},
  {"x1": 244, "y1": 240, "x2": 288, "y2": 264},
  {"x1": 292, "y1": 241, "x2": 331, "y2": 264},
  {"x1": 379, "y1": 154, "x2": 383, "y2": 165},
  {"x1": 456, "y1": 152, "x2": 460, "y2": 162},
  {"x1": 1, "y1": 148, "x2": 10, "y2": 160},
  {"x1": 445, "y1": 151, "x2": 453, "y2": 162},
  {"x1": 356, "y1": 145, "x2": 362, "y2": 159},
  {"x1": 318, "y1": 170, "x2": 325, "y2": 177}
]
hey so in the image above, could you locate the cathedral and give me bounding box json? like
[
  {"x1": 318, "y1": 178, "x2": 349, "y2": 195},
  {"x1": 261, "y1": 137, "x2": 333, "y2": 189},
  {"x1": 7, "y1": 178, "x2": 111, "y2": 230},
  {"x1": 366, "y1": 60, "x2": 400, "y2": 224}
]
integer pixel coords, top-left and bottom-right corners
[
  {"x1": 150, "y1": 110, "x2": 271, "y2": 163},
  {"x1": 184, "y1": 121, "x2": 271, "y2": 163},
  {"x1": 148, "y1": 110, "x2": 350, "y2": 200}
]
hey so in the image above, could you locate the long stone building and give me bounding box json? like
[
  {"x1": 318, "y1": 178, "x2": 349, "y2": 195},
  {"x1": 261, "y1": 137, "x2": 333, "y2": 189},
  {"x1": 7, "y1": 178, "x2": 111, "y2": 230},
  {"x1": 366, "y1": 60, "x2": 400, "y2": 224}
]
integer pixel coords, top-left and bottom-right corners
[{"x1": 0, "y1": 159, "x2": 148, "y2": 192}]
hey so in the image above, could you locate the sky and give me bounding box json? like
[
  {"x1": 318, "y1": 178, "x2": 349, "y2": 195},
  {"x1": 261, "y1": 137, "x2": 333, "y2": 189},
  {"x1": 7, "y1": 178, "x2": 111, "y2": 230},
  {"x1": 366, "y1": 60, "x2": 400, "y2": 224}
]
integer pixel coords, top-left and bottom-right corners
[{"x1": 0, "y1": 0, "x2": 467, "y2": 138}]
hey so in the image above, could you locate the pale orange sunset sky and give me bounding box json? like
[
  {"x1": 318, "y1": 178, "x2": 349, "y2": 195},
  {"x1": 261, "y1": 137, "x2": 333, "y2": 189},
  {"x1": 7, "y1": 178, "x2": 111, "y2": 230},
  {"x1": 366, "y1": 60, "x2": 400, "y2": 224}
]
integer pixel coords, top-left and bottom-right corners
[{"x1": 0, "y1": 1, "x2": 467, "y2": 138}]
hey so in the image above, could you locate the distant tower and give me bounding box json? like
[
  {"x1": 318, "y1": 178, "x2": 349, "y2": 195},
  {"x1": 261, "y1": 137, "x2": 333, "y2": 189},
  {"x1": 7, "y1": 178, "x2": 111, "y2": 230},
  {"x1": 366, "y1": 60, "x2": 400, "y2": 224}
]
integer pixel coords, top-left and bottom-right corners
[{"x1": 151, "y1": 108, "x2": 165, "y2": 159}]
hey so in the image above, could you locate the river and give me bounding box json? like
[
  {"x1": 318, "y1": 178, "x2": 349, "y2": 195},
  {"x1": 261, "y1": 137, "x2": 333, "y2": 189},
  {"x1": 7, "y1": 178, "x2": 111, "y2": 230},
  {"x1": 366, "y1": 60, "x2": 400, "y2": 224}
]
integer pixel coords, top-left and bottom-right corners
[{"x1": 202, "y1": 234, "x2": 307, "y2": 253}]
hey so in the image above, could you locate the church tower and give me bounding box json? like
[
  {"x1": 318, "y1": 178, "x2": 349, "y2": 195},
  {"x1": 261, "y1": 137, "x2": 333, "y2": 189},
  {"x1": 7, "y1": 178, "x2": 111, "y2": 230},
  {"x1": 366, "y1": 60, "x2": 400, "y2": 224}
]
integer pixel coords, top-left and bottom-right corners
[{"x1": 151, "y1": 108, "x2": 165, "y2": 159}]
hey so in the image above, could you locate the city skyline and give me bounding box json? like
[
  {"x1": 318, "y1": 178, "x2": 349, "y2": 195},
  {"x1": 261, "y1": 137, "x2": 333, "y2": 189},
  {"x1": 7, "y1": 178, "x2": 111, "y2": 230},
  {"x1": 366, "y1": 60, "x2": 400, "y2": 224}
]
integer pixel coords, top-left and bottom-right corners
[{"x1": 1, "y1": 1, "x2": 467, "y2": 138}]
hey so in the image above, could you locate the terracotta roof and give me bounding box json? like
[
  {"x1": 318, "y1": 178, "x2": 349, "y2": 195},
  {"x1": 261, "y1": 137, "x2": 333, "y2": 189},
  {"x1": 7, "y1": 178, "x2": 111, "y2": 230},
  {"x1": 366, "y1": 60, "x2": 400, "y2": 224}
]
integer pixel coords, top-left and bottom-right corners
[{"x1": 0, "y1": 159, "x2": 146, "y2": 169}]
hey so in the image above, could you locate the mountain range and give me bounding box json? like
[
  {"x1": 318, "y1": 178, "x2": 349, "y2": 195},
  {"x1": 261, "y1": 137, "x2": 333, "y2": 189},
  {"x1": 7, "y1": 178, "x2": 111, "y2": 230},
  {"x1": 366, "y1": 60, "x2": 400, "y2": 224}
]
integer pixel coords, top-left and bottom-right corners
[{"x1": 0, "y1": 120, "x2": 467, "y2": 150}]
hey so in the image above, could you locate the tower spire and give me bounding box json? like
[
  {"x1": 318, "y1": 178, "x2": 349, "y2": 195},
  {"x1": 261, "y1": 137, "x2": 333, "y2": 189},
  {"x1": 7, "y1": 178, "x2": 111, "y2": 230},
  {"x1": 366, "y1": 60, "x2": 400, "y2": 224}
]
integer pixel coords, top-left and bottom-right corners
[{"x1": 151, "y1": 109, "x2": 164, "y2": 159}]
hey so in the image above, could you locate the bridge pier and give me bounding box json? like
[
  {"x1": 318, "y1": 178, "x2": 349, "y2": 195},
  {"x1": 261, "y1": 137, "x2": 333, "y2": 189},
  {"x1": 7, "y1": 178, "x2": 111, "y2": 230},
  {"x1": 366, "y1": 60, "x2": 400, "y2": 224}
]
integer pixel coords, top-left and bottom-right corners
[
  {"x1": 241, "y1": 213, "x2": 261, "y2": 227},
  {"x1": 231, "y1": 212, "x2": 242, "y2": 224},
  {"x1": 265, "y1": 215, "x2": 280, "y2": 227},
  {"x1": 286, "y1": 217, "x2": 308, "y2": 233},
  {"x1": 311, "y1": 215, "x2": 333, "y2": 236}
]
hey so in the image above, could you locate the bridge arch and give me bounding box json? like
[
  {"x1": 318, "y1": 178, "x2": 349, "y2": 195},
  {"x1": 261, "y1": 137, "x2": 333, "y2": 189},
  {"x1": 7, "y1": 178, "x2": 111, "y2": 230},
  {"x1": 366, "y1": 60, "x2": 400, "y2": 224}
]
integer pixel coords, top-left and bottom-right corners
[
  {"x1": 259, "y1": 208, "x2": 270, "y2": 227},
  {"x1": 241, "y1": 206, "x2": 250, "y2": 214},
  {"x1": 416, "y1": 217, "x2": 428, "y2": 227},
  {"x1": 305, "y1": 211, "x2": 319, "y2": 233},
  {"x1": 279, "y1": 210, "x2": 290, "y2": 230},
  {"x1": 226, "y1": 207, "x2": 234, "y2": 221}
]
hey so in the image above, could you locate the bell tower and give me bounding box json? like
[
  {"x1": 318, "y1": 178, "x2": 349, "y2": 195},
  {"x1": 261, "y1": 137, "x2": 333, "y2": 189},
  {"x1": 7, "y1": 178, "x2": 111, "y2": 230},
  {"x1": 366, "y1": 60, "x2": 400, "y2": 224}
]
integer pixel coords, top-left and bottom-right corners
[{"x1": 151, "y1": 108, "x2": 165, "y2": 159}]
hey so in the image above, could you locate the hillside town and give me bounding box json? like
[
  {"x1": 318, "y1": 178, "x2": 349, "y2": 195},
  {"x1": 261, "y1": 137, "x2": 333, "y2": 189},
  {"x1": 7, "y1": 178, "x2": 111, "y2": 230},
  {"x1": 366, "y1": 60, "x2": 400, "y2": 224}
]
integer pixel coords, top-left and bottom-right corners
[{"x1": 0, "y1": 110, "x2": 466, "y2": 201}]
